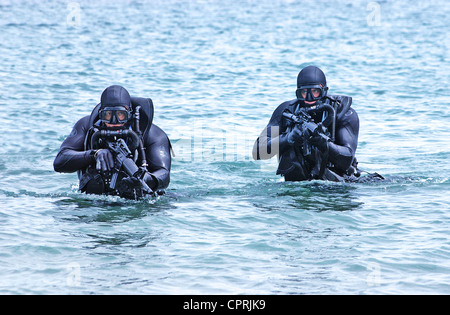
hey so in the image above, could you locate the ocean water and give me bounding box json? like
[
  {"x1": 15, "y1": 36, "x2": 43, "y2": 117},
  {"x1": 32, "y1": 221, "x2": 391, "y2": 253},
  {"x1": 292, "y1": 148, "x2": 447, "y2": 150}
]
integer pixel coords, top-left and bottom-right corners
[{"x1": 0, "y1": 0, "x2": 449, "y2": 295}]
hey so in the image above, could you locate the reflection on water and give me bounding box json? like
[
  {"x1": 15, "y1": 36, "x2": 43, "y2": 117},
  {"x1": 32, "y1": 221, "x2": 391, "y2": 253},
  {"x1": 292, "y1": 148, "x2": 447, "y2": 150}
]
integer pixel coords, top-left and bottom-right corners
[
  {"x1": 52, "y1": 193, "x2": 169, "y2": 224},
  {"x1": 278, "y1": 181, "x2": 364, "y2": 212}
]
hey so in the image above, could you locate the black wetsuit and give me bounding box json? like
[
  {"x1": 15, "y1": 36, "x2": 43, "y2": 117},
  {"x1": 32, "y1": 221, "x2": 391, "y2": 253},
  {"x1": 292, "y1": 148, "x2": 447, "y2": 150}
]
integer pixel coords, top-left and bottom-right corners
[
  {"x1": 253, "y1": 95, "x2": 359, "y2": 182},
  {"x1": 54, "y1": 115, "x2": 171, "y2": 193}
]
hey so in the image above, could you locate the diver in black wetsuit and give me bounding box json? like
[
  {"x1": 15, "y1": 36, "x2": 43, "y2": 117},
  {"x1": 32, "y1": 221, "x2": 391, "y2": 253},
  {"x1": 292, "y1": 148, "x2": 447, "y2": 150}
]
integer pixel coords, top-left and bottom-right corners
[
  {"x1": 54, "y1": 85, "x2": 171, "y2": 198},
  {"x1": 253, "y1": 66, "x2": 362, "y2": 182}
]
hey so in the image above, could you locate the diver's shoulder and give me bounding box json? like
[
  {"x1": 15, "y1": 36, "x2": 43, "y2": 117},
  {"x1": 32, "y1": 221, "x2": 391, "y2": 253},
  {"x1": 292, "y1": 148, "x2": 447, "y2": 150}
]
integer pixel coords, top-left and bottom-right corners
[
  {"x1": 279, "y1": 98, "x2": 298, "y2": 108},
  {"x1": 273, "y1": 98, "x2": 297, "y2": 114},
  {"x1": 79, "y1": 115, "x2": 91, "y2": 123},
  {"x1": 144, "y1": 124, "x2": 170, "y2": 144},
  {"x1": 148, "y1": 123, "x2": 166, "y2": 135},
  {"x1": 268, "y1": 99, "x2": 297, "y2": 124},
  {"x1": 73, "y1": 115, "x2": 91, "y2": 129},
  {"x1": 328, "y1": 94, "x2": 357, "y2": 118},
  {"x1": 328, "y1": 94, "x2": 353, "y2": 106}
]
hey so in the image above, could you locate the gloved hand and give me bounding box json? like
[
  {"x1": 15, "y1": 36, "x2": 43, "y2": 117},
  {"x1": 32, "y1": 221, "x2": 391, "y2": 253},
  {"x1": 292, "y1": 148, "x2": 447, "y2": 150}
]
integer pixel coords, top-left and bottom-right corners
[
  {"x1": 308, "y1": 128, "x2": 330, "y2": 152},
  {"x1": 95, "y1": 149, "x2": 114, "y2": 173},
  {"x1": 117, "y1": 173, "x2": 156, "y2": 199},
  {"x1": 117, "y1": 176, "x2": 142, "y2": 199},
  {"x1": 287, "y1": 125, "x2": 303, "y2": 145}
]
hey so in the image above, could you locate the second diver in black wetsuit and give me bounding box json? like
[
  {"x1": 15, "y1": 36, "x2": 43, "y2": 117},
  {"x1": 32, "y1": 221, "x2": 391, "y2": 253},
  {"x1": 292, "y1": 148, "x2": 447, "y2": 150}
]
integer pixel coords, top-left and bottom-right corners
[
  {"x1": 253, "y1": 65, "x2": 370, "y2": 182},
  {"x1": 54, "y1": 85, "x2": 171, "y2": 199}
]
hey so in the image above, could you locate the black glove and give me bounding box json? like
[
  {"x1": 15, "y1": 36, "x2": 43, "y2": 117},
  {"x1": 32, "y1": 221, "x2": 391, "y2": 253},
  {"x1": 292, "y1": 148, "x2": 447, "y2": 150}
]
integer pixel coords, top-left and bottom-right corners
[
  {"x1": 308, "y1": 126, "x2": 330, "y2": 152},
  {"x1": 117, "y1": 176, "x2": 142, "y2": 199},
  {"x1": 117, "y1": 171, "x2": 157, "y2": 199},
  {"x1": 287, "y1": 125, "x2": 303, "y2": 145},
  {"x1": 95, "y1": 149, "x2": 114, "y2": 173}
]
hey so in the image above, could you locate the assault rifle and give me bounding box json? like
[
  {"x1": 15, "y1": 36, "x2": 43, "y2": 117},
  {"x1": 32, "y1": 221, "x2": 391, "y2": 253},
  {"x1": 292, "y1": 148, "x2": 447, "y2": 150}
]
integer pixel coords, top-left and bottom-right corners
[
  {"x1": 90, "y1": 129, "x2": 152, "y2": 199},
  {"x1": 105, "y1": 138, "x2": 153, "y2": 199},
  {"x1": 282, "y1": 104, "x2": 335, "y2": 156}
]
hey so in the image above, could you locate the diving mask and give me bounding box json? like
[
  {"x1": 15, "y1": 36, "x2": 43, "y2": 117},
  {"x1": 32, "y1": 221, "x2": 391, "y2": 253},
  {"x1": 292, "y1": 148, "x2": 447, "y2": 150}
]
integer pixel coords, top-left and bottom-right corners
[
  {"x1": 99, "y1": 106, "x2": 131, "y2": 124},
  {"x1": 296, "y1": 84, "x2": 328, "y2": 102}
]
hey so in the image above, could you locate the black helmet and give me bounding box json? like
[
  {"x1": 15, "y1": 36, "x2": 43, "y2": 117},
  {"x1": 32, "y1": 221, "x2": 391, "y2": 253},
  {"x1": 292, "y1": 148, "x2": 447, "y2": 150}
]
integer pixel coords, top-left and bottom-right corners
[
  {"x1": 99, "y1": 85, "x2": 132, "y2": 127},
  {"x1": 296, "y1": 66, "x2": 328, "y2": 102}
]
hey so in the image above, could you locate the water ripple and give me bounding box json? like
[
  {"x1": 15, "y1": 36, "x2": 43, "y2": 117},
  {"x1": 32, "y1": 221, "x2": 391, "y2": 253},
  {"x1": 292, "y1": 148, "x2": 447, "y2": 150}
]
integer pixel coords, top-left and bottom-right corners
[{"x1": 0, "y1": 0, "x2": 449, "y2": 294}]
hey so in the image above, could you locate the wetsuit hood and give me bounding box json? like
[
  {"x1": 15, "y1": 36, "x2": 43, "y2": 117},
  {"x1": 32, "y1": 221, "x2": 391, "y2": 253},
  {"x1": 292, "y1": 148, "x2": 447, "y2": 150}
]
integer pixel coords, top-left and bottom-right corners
[
  {"x1": 100, "y1": 85, "x2": 131, "y2": 108},
  {"x1": 297, "y1": 66, "x2": 327, "y2": 88},
  {"x1": 296, "y1": 66, "x2": 328, "y2": 103}
]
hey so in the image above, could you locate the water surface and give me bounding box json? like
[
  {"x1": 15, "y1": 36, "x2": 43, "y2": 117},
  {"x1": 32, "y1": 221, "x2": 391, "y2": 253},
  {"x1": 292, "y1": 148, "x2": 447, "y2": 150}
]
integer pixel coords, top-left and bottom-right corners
[{"x1": 0, "y1": 0, "x2": 449, "y2": 294}]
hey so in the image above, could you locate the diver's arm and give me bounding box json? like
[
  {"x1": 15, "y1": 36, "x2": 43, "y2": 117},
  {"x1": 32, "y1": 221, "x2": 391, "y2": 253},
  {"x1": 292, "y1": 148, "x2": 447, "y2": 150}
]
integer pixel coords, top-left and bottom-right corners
[
  {"x1": 328, "y1": 110, "x2": 359, "y2": 171},
  {"x1": 53, "y1": 116, "x2": 95, "y2": 173},
  {"x1": 54, "y1": 149, "x2": 95, "y2": 173},
  {"x1": 252, "y1": 102, "x2": 293, "y2": 160},
  {"x1": 143, "y1": 124, "x2": 171, "y2": 190},
  {"x1": 253, "y1": 126, "x2": 290, "y2": 160}
]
